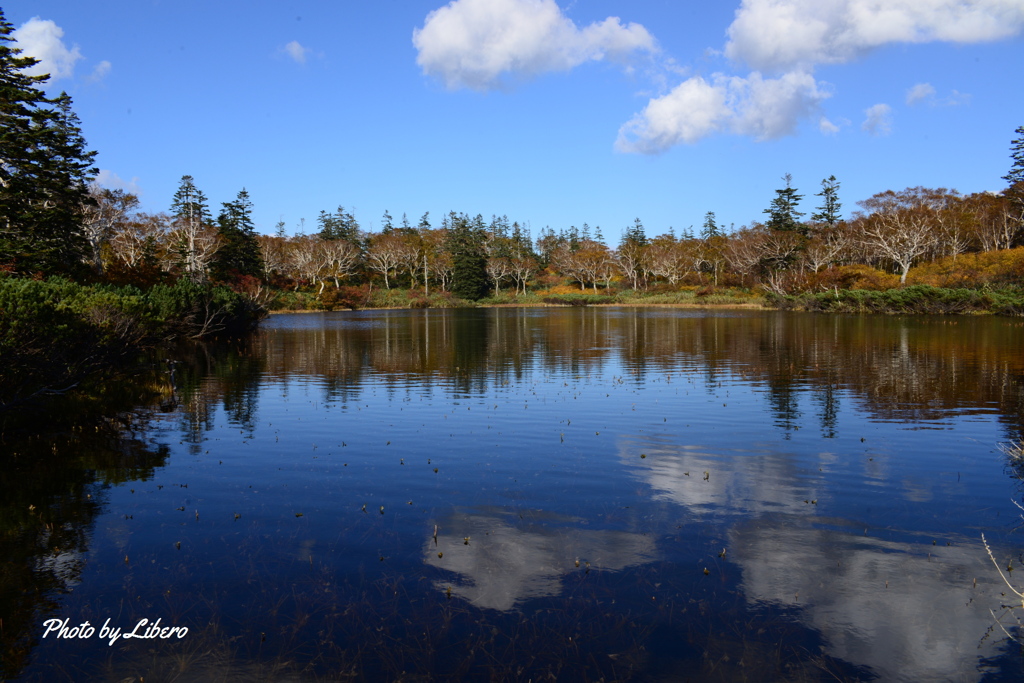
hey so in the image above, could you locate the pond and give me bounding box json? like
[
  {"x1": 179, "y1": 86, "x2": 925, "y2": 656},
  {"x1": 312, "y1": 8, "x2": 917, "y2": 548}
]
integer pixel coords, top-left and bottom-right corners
[{"x1": 3, "y1": 308, "x2": 1024, "y2": 681}]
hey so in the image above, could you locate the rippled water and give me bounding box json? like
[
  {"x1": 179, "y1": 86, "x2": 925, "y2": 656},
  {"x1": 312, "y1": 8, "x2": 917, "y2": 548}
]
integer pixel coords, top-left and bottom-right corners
[{"x1": 4, "y1": 308, "x2": 1024, "y2": 681}]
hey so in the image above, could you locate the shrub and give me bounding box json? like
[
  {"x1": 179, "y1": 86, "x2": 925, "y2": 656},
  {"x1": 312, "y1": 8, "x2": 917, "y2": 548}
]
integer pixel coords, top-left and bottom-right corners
[
  {"x1": 0, "y1": 277, "x2": 158, "y2": 406},
  {"x1": 318, "y1": 285, "x2": 370, "y2": 311},
  {"x1": 540, "y1": 293, "x2": 617, "y2": 306},
  {"x1": 145, "y1": 281, "x2": 264, "y2": 338},
  {"x1": 910, "y1": 248, "x2": 1024, "y2": 289},
  {"x1": 268, "y1": 290, "x2": 316, "y2": 311},
  {"x1": 769, "y1": 285, "x2": 1024, "y2": 316},
  {"x1": 812, "y1": 264, "x2": 900, "y2": 292}
]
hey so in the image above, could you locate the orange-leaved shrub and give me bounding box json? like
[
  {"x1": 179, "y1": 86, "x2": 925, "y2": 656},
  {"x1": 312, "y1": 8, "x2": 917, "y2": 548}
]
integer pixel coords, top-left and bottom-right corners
[
  {"x1": 811, "y1": 264, "x2": 900, "y2": 291},
  {"x1": 908, "y1": 248, "x2": 1024, "y2": 288}
]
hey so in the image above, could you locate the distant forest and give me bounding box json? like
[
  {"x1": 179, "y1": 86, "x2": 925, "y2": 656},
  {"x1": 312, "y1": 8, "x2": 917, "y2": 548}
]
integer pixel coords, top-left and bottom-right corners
[{"x1": 2, "y1": 6, "x2": 1022, "y2": 306}]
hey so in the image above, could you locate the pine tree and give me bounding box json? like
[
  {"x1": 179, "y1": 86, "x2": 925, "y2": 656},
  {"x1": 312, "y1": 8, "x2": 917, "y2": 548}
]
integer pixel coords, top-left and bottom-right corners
[
  {"x1": 171, "y1": 175, "x2": 210, "y2": 226},
  {"x1": 764, "y1": 173, "x2": 806, "y2": 236},
  {"x1": 0, "y1": 10, "x2": 97, "y2": 276},
  {"x1": 1004, "y1": 125, "x2": 1024, "y2": 188},
  {"x1": 812, "y1": 175, "x2": 842, "y2": 227},
  {"x1": 170, "y1": 175, "x2": 214, "y2": 282},
  {"x1": 317, "y1": 205, "x2": 361, "y2": 245},
  {"x1": 448, "y1": 213, "x2": 488, "y2": 300},
  {"x1": 622, "y1": 218, "x2": 648, "y2": 247},
  {"x1": 701, "y1": 211, "x2": 719, "y2": 240},
  {"x1": 317, "y1": 209, "x2": 340, "y2": 240},
  {"x1": 1005, "y1": 125, "x2": 1024, "y2": 215},
  {"x1": 337, "y1": 206, "x2": 361, "y2": 244},
  {"x1": 618, "y1": 218, "x2": 648, "y2": 290},
  {"x1": 213, "y1": 188, "x2": 263, "y2": 281}
]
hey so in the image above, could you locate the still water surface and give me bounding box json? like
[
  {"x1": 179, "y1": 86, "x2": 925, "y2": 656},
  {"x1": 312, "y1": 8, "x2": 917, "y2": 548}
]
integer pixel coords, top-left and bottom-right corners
[{"x1": 4, "y1": 308, "x2": 1024, "y2": 681}]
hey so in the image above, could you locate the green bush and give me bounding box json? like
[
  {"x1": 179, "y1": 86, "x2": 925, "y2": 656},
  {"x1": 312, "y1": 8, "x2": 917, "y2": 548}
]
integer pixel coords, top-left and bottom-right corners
[
  {"x1": 146, "y1": 281, "x2": 264, "y2": 337},
  {"x1": 268, "y1": 290, "x2": 317, "y2": 311},
  {"x1": 541, "y1": 293, "x2": 618, "y2": 306},
  {"x1": 0, "y1": 276, "x2": 266, "y2": 408},
  {"x1": 0, "y1": 278, "x2": 141, "y2": 406},
  {"x1": 768, "y1": 285, "x2": 1024, "y2": 315}
]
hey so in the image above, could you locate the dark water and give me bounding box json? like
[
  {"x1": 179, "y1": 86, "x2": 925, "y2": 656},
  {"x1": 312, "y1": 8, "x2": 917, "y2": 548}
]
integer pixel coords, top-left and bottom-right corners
[{"x1": 4, "y1": 308, "x2": 1024, "y2": 681}]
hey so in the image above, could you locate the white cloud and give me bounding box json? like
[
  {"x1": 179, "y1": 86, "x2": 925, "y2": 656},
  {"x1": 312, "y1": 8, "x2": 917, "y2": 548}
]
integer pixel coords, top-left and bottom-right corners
[
  {"x1": 615, "y1": 76, "x2": 729, "y2": 152},
  {"x1": 616, "y1": 70, "x2": 829, "y2": 153},
  {"x1": 95, "y1": 170, "x2": 142, "y2": 196},
  {"x1": 819, "y1": 117, "x2": 841, "y2": 135},
  {"x1": 413, "y1": 0, "x2": 656, "y2": 90},
  {"x1": 906, "y1": 83, "x2": 971, "y2": 107},
  {"x1": 618, "y1": 0, "x2": 1019, "y2": 152},
  {"x1": 906, "y1": 82, "x2": 936, "y2": 105},
  {"x1": 87, "y1": 60, "x2": 111, "y2": 83},
  {"x1": 12, "y1": 17, "x2": 83, "y2": 81},
  {"x1": 283, "y1": 40, "x2": 309, "y2": 64},
  {"x1": 943, "y1": 89, "x2": 971, "y2": 106},
  {"x1": 729, "y1": 70, "x2": 829, "y2": 139},
  {"x1": 862, "y1": 103, "x2": 892, "y2": 135},
  {"x1": 725, "y1": 0, "x2": 1024, "y2": 72}
]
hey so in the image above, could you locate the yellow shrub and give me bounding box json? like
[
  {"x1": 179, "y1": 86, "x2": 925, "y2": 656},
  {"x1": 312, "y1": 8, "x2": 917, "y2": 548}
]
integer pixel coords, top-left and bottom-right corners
[
  {"x1": 536, "y1": 284, "x2": 590, "y2": 296},
  {"x1": 909, "y1": 248, "x2": 1024, "y2": 288},
  {"x1": 813, "y1": 264, "x2": 900, "y2": 291}
]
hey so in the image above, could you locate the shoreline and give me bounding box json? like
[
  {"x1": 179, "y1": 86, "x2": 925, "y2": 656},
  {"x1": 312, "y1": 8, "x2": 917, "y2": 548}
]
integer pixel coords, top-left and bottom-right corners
[{"x1": 267, "y1": 301, "x2": 770, "y2": 314}]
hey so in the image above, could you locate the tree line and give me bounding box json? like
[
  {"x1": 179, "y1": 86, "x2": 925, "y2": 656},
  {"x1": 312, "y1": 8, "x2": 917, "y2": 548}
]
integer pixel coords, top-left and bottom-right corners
[
  {"x1": 1, "y1": 4, "x2": 1022, "y2": 305},
  {"x1": 84, "y1": 168, "x2": 1022, "y2": 304}
]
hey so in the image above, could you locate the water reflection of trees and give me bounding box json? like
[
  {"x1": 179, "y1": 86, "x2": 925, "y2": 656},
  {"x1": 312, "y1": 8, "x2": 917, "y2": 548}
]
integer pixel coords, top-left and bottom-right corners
[
  {"x1": 0, "y1": 417, "x2": 169, "y2": 679},
  {"x1": 244, "y1": 310, "x2": 1023, "y2": 439}
]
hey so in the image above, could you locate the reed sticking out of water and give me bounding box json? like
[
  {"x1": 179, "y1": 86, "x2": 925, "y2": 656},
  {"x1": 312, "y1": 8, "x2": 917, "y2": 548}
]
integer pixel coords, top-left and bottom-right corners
[
  {"x1": 999, "y1": 440, "x2": 1024, "y2": 463},
  {"x1": 982, "y1": 531, "x2": 1024, "y2": 645}
]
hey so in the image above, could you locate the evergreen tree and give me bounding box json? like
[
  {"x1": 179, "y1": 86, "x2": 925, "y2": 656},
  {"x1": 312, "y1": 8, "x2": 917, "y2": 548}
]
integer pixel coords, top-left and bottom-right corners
[
  {"x1": 381, "y1": 209, "x2": 394, "y2": 233},
  {"x1": 1004, "y1": 125, "x2": 1024, "y2": 188},
  {"x1": 169, "y1": 175, "x2": 214, "y2": 282},
  {"x1": 812, "y1": 175, "x2": 842, "y2": 227},
  {"x1": 213, "y1": 188, "x2": 263, "y2": 281},
  {"x1": 1005, "y1": 125, "x2": 1024, "y2": 215},
  {"x1": 565, "y1": 225, "x2": 581, "y2": 251},
  {"x1": 448, "y1": 213, "x2": 488, "y2": 300},
  {"x1": 317, "y1": 205, "x2": 361, "y2": 244},
  {"x1": 622, "y1": 217, "x2": 648, "y2": 247},
  {"x1": 317, "y1": 209, "x2": 340, "y2": 239},
  {"x1": 338, "y1": 206, "x2": 361, "y2": 243},
  {"x1": 535, "y1": 226, "x2": 560, "y2": 267},
  {"x1": 0, "y1": 11, "x2": 97, "y2": 276},
  {"x1": 701, "y1": 211, "x2": 719, "y2": 240},
  {"x1": 171, "y1": 175, "x2": 210, "y2": 226},
  {"x1": 511, "y1": 221, "x2": 533, "y2": 256},
  {"x1": 764, "y1": 173, "x2": 806, "y2": 235},
  {"x1": 618, "y1": 218, "x2": 648, "y2": 290},
  {"x1": 489, "y1": 214, "x2": 510, "y2": 239},
  {"x1": 418, "y1": 211, "x2": 431, "y2": 230}
]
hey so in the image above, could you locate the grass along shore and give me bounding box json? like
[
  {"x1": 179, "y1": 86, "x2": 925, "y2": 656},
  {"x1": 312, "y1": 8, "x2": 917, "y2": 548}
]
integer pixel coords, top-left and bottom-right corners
[{"x1": 267, "y1": 283, "x2": 1024, "y2": 316}]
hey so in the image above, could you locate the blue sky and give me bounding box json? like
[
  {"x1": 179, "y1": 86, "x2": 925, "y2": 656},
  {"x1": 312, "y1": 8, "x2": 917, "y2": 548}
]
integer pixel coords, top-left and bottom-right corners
[{"x1": 9, "y1": 0, "x2": 1023, "y2": 240}]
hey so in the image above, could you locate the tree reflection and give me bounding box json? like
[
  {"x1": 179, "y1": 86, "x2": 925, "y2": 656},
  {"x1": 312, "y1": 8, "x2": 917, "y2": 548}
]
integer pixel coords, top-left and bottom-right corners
[
  {"x1": 241, "y1": 310, "x2": 1024, "y2": 441},
  {"x1": 0, "y1": 415, "x2": 169, "y2": 678}
]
